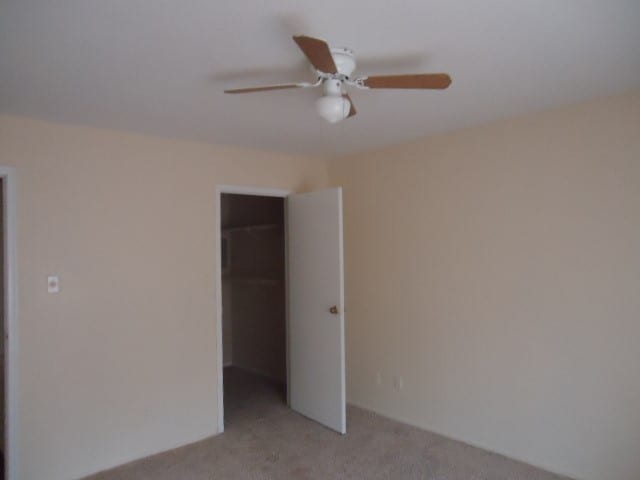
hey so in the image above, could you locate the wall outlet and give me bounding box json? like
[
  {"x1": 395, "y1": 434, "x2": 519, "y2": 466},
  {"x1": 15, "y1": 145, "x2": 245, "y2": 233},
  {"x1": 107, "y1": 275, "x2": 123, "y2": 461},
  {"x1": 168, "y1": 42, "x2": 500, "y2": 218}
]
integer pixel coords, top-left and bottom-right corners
[
  {"x1": 375, "y1": 372, "x2": 382, "y2": 386},
  {"x1": 393, "y1": 375, "x2": 404, "y2": 391}
]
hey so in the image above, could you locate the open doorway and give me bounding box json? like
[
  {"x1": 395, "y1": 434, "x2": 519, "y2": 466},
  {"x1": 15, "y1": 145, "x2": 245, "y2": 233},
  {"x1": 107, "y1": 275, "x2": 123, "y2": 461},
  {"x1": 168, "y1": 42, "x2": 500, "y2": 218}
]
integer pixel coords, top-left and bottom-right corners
[
  {"x1": 216, "y1": 185, "x2": 346, "y2": 435},
  {"x1": 220, "y1": 193, "x2": 287, "y2": 428}
]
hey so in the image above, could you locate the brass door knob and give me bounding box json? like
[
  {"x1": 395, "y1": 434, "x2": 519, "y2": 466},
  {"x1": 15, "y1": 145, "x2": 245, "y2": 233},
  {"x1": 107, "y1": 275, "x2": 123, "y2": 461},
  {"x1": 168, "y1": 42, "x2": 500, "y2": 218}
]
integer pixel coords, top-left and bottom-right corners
[{"x1": 329, "y1": 305, "x2": 339, "y2": 315}]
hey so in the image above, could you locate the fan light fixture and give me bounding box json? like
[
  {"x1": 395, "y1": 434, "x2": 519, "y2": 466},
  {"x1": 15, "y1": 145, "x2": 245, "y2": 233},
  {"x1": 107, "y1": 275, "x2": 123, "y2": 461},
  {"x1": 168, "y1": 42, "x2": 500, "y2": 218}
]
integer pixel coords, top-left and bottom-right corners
[{"x1": 316, "y1": 95, "x2": 351, "y2": 124}]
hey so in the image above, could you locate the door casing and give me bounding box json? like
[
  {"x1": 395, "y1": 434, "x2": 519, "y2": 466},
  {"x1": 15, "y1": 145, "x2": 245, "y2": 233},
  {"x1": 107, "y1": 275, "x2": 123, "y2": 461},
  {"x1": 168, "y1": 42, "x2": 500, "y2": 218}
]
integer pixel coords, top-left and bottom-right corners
[{"x1": 0, "y1": 167, "x2": 18, "y2": 480}]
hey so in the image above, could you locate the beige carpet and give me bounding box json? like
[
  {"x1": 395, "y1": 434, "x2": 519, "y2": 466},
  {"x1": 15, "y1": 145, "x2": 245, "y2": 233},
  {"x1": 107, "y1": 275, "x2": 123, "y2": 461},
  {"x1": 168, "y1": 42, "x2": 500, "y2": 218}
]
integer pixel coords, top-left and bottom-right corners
[{"x1": 86, "y1": 368, "x2": 572, "y2": 479}]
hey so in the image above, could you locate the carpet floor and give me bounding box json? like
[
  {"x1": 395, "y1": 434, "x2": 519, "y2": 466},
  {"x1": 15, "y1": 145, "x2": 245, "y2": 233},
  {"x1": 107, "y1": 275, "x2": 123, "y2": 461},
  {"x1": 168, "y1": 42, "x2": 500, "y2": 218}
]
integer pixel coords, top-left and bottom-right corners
[{"x1": 86, "y1": 367, "x2": 572, "y2": 479}]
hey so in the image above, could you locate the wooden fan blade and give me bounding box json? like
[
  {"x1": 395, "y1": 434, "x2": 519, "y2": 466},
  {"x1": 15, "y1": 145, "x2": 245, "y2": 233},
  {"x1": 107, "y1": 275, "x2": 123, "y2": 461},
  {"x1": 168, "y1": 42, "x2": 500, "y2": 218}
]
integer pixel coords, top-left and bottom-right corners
[
  {"x1": 293, "y1": 35, "x2": 337, "y2": 74},
  {"x1": 363, "y1": 73, "x2": 452, "y2": 89},
  {"x1": 224, "y1": 84, "x2": 302, "y2": 94},
  {"x1": 343, "y1": 93, "x2": 357, "y2": 118}
]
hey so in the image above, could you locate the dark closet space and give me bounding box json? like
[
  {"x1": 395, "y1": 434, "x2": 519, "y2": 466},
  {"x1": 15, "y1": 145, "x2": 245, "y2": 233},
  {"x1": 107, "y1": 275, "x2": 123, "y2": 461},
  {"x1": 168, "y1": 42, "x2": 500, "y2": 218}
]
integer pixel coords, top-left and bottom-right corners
[{"x1": 221, "y1": 194, "x2": 287, "y2": 426}]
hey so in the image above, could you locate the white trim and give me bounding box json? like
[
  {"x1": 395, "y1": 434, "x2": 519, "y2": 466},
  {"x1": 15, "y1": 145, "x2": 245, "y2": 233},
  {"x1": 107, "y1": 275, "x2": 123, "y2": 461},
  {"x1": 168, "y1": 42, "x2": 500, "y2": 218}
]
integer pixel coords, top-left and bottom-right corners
[
  {"x1": 214, "y1": 185, "x2": 291, "y2": 434},
  {"x1": 283, "y1": 203, "x2": 290, "y2": 407},
  {"x1": 337, "y1": 188, "x2": 346, "y2": 434},
  {"x1": 216, "y1": 185, "x2": 290, "y2": 198},
  {"x1": 0, "y1": 167, "x2": 18, "y2": 480}
]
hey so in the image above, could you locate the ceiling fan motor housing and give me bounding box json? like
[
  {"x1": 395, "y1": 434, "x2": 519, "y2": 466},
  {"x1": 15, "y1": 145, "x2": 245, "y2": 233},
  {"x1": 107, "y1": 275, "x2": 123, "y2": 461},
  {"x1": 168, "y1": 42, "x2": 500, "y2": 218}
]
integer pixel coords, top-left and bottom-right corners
[
  {"x1": 316, "y1": 47, "x2": 356, "y2": 97},
  {"x1": 323, "y1": 78, "x2": 344, "y2": 96},
  {"x1": 330, "y1": 47, "x2": 356, "y2": 78},
  {"x1": 311, "y1": 47, "x2": 356, "y2": 80}
]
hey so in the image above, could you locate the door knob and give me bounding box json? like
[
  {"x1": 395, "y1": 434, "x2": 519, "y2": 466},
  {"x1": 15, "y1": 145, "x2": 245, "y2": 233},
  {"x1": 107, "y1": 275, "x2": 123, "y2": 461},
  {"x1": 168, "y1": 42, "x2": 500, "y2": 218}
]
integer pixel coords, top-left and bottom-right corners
[{"x1": 329, "y1": 305, "x2": 339, "y2": 315}]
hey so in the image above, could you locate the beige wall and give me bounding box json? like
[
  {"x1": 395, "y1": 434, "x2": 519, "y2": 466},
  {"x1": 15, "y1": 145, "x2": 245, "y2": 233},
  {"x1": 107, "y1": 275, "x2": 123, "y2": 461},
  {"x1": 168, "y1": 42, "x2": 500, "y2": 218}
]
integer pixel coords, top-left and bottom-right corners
[
  {"x1": 2, "y1": 90, "x2": 639, "y2": 480},
  {"x1": 0, "y1": 115, "x2": 327, "y2": 480},
  {"x1": 328, "y1": 91, "x2": 640, "y2": 480}
]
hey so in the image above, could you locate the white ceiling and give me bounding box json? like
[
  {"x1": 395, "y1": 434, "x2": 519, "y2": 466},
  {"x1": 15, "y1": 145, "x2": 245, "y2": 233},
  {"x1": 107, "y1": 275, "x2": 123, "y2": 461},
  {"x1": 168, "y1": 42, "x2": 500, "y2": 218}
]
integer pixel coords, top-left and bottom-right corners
[{"x1": 1, "y1": 1, "x2": 639, "y2": 157}]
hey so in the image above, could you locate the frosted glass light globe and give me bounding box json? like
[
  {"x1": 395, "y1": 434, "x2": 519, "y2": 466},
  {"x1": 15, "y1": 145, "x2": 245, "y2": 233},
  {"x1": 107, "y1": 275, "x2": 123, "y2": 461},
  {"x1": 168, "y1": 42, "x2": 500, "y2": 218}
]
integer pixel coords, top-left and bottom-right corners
[{"x1": 315, "y1": 95, "x2": 351, "y2": 124}]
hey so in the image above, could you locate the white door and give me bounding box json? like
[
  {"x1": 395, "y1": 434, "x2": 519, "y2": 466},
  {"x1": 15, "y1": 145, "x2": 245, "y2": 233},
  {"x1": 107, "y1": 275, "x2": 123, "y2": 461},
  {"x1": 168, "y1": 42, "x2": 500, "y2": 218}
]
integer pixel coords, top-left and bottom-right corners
[{"x1": 287, "y1": 187, "x2": 346, "y2": 434}]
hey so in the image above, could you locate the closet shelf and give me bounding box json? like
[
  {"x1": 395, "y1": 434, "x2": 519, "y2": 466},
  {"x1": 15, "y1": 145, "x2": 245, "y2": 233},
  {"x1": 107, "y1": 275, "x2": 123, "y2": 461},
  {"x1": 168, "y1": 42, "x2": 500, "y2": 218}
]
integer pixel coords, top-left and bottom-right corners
[
  {"x1": 226, "y1": 276, "x2": 280, "y2": 286},
  {"x1": 222, "y1": 223, "x2": 280, "y2": 233}
]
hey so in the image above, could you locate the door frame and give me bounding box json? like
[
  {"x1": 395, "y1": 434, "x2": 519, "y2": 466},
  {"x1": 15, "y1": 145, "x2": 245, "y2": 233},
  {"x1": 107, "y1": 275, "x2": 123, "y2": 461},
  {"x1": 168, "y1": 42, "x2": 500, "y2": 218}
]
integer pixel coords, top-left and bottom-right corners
[
  {"x1": 215, "y1": 185, "x2": 292, "y2": 433},
  {"x1": 0, "y1": 167, "x2": 18, "y2": 480}
]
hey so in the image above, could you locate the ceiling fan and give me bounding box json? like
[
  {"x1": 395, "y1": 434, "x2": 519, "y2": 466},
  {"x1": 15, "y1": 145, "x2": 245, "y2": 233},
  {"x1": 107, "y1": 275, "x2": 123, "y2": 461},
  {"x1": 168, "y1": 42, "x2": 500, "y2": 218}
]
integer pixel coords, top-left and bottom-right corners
[{"x1": 224, "y1": 35, "x2": 452, "y2": 124}]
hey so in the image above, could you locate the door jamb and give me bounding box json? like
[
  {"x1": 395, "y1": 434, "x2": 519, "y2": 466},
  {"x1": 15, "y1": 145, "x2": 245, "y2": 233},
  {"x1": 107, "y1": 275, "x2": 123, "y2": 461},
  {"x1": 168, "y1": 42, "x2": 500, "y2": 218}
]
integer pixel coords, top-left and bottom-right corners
[
  {"x1": 0, "y1": 167, "x2": 18, "y2": 480},
  {"x1": 215, "y1": 185, "x2": 291, "y2": 433}
]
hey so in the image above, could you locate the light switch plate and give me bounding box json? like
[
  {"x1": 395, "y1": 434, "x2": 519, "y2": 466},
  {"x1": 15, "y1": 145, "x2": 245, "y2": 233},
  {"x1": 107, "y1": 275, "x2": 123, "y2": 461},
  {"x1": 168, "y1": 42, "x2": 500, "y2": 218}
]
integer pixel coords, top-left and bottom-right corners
[{"x1": 47, "y1": 275, "x2": 59, "y2": 294}]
